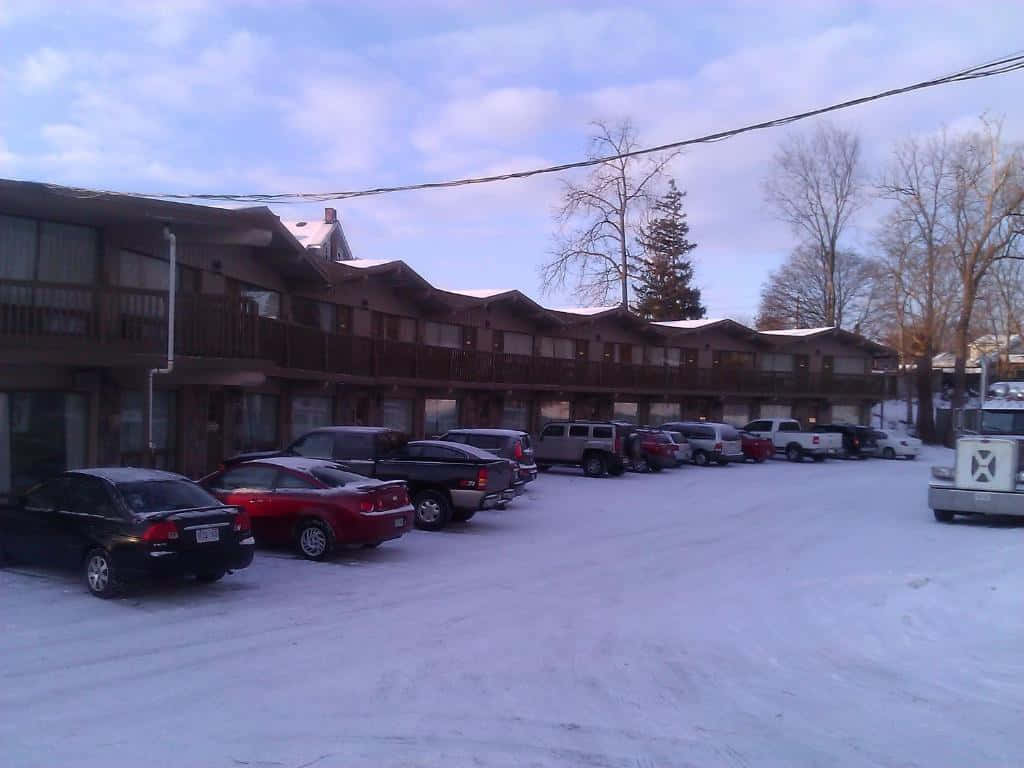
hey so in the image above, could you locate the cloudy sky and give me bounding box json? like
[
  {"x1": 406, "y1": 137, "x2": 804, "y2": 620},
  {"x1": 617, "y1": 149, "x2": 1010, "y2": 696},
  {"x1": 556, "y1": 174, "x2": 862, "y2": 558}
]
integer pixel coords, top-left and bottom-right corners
[{"x1": 1, "y1": 0, "x2": 1022, "y2": 318}]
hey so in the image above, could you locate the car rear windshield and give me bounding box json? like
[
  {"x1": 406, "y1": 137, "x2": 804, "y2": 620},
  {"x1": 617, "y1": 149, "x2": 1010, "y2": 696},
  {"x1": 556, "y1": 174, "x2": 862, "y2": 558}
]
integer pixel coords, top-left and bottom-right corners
[
  {"x1": 117, "y1": 480, "x2": 221, "y2": 515},
  {"x1": 311, "y1": 467, "x2": 369, "y2": 487},
  {"x1": 720, "y1": 426, "x2": 740, "y2": 441}
]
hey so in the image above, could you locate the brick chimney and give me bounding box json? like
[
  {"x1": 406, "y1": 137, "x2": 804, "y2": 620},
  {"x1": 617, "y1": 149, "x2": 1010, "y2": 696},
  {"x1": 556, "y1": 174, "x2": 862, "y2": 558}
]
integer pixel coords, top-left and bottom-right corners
[{"x1": 324, "y1": 207, "x2": 337, "y2": 224}]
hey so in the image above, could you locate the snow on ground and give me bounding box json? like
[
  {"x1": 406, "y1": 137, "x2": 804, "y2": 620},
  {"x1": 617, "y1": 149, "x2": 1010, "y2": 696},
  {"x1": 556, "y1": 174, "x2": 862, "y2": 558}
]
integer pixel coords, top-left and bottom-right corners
[{"x1": 3, "y1": 448, "x2": 1024, "y2": 767}]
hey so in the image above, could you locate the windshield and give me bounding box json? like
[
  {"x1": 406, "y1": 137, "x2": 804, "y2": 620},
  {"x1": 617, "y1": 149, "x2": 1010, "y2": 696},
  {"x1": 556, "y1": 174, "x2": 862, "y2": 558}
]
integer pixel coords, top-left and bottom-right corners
[
  {"x1": 116, "y1": 480, "x2": 221, "y2": 515},
  {"x1": 980, "y1": 410, "x2": 1024, "y2": 435},
  {"x1": 311, "y1": 467, "x2": 370, "y2": 487}
]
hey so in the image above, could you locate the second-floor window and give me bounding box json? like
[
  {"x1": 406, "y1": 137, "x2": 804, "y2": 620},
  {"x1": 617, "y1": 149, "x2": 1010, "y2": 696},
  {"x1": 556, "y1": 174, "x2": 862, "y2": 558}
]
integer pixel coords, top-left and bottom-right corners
[
  {"x1": 646, "y1": 346, "x2": 666, "y2": 366},
  {"x1": 603, "y1": 342, "x2": 635, "y2": 364},
  {"x1": 239, "y1": 283, "x2": 281, "y2": 319},
  {"x1": 119, "y1": 250, "x2": 198, "y2": 293},
  {"x1": 0, "y1": 214, "x2": 97, "y2": 286},
  {"x1": 538, "y1": 336, "x2": 575, "y2": 360},
  {"x1": 375, "y1": 312, "x2": 416, "y2": 342},
  {"x1": 292, "y1": 297, "x2": 337, "y2": 332},
  {"x1": 424, "y1": 321, "x2": 462, "y2": 349},
  {"x1": 667, "y1": 347, "x2": 698, "y2": 367},
  {"x1": 759, "y1": 353, "x2": 794, "y2": 372},
  {"x1": 495, "y1": 330, "x2": 533, "y2": 356}
]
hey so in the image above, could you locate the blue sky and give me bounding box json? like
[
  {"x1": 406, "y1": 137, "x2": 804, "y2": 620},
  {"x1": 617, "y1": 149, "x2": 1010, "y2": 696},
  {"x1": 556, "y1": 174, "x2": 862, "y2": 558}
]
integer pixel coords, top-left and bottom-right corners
[{"x1": 1, "y1": 0, "x2": 1023, "y2": 319}]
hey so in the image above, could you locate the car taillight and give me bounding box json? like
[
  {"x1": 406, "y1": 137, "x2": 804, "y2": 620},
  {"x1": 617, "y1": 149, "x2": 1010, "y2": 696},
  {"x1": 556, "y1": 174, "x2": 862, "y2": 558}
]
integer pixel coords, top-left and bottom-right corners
[
  {"x1": 614, "y1": 435, "x2": 621, "y2": 454},
  {"x1": 143, "y1": 520, "x2": 179, "y2": 542},
  {"x1": 714, "y1": 442, "x2": 723, "y2": 452},
  {"x1": 233, "y1": 509, "x2": 251, "y2": 532},
  {"x1": 358, "y1": 497, "x2": 376, "y2": 513},
  {"x1": 476, "y1": 466, "x2": 488, "y2": 488},
  {"x1": 853, "y1": 437, "x2": 860, "y2": 447},
  {"x1": 514, "y1": 441, "x2": 524, "y2": 460},
  {"x1": 812, "y1": 435, "x2": 820, "y2": 445}
]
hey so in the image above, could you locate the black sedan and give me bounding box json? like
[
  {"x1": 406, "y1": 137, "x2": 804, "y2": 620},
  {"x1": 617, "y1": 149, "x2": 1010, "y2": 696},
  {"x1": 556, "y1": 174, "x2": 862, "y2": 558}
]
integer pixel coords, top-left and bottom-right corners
[{"x1": 0, "y1": 468, "x2": 255, "y2": 598}]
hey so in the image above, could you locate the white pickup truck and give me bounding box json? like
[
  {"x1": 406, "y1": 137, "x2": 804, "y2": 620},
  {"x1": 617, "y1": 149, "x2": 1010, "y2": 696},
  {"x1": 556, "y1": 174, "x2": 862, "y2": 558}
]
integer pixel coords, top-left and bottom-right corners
[
  {"x1": 742, "y1": 418, "x2": 842, "y2": 462},
  {"x1": 929, "y1": 396, "x2": 1024, "y2": 522}
]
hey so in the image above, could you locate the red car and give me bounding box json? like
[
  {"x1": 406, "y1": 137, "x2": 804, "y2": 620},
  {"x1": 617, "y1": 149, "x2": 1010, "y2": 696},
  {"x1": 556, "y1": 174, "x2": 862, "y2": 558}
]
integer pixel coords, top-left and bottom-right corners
[
  {"x1": 201, "y1": 457, "x2": 414, "y2": 560},
  {"x1": 740, "y1": 431, "x2": 774, "y2": 463}
]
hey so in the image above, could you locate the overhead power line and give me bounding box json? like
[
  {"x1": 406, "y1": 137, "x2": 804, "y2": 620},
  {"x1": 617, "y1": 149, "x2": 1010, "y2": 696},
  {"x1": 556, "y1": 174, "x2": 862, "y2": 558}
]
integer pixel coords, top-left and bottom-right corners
[{"x1": 51, "y1": 51, "x2": 1024, "y2": 204}]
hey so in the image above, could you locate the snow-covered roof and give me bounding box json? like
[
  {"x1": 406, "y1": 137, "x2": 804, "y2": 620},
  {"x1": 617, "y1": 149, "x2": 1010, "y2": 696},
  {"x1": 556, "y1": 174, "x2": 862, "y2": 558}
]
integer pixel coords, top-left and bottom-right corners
[
  {"x1": 282, "y1": 219, "x2": 334, "y2": 248},
  {"x1": 759, "y1": 326, "x2": 835, "y2": 337},
  {"x1": 442, "y1": 288, "x2": 513, "y2": 299},
  {"x1": 342, "y1": 259, "x2": 399, "y2": 269},
  {"x1": 548, "y1": 306, "x2": 621, "y2": 316},
  {"x1": 653, "y1": 318, "x2": 729, "y2": 329},
  {"x1": 1009, "y1": 354, "x2": 1024, "y2": 364}
]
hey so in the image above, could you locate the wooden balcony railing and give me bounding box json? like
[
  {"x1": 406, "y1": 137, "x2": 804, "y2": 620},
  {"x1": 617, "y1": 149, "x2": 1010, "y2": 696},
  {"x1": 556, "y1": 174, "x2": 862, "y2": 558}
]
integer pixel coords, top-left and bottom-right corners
[
  {"x1": 0, "y1": 280, "x2": 258, "y2": 358},
  {"x1": 0, "y1": 279, "x2": 889, "y2": 398}
]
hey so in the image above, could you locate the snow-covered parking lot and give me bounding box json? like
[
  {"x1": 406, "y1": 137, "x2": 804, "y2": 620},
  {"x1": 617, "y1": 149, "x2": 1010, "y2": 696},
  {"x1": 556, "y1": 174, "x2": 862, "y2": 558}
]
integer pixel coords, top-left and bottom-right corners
[{"x1": 3, "y1": 448, "x2": 1023, "y2": 767}]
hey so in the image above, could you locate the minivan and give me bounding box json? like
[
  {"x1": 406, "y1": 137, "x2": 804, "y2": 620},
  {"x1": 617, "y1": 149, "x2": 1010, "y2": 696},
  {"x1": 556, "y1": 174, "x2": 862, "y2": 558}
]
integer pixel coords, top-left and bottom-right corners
[{"x1": 661, "y1": 421, "x2": 744, "y2": 466}]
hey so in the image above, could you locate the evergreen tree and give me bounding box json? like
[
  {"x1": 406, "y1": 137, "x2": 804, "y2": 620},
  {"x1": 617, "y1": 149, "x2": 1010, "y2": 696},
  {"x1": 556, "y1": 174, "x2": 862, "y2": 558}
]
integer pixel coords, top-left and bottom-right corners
[{"x1": 632, "y1": 179, "x2": 704, "y2": 320}]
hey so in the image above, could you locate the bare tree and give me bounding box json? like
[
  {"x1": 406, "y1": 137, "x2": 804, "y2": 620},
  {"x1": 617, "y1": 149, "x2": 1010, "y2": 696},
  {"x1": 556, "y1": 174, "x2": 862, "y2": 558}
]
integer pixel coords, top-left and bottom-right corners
[
  {"x1": 943, "y1": 118, "x2": 1024, "y2": 428},
  {"x1": 755, "y1": 244, "x2": 881, "y2": 334},
  {"x1": 976, "y1": 255, "x2": 1024, "y2": 373},
  {"x1": 542, "y1": 120, "x2": 678, "y2": 306},
  {"x1": 878, "y1": 131, "x2": 960, "y2": 442},
  {"x1": 764, "y1": 121, "x2": 864, "y2": 326}
]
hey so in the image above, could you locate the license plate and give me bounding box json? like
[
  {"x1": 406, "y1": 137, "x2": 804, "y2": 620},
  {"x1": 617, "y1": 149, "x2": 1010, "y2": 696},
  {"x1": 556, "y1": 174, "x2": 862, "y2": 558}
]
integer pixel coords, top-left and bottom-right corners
[
  {"x1": 394, "y1": 517, "x2": 405, "y2": 528},
  {"x1": 195, "y1": 527, "x2": 219, "y2": 544}
]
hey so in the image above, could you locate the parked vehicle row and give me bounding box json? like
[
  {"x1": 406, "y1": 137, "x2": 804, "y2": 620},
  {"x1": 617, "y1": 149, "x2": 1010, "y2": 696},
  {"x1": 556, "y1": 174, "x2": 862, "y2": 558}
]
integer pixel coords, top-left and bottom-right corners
[{"x1": 0, "y1": 417, "x2": 914, "y2": 598}]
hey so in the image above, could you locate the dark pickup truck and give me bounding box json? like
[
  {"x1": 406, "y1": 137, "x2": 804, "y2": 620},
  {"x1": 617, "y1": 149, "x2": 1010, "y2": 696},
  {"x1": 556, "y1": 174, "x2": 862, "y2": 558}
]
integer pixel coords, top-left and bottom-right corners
[{"x1": 225, "y1": 427, "x2": 515, "y2": 530}]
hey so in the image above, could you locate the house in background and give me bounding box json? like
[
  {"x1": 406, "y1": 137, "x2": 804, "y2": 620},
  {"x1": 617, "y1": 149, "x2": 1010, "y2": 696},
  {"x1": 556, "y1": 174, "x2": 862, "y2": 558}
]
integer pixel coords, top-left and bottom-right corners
[{"x1": 282, "y1": 207, "x2": 354, "y2": 263}]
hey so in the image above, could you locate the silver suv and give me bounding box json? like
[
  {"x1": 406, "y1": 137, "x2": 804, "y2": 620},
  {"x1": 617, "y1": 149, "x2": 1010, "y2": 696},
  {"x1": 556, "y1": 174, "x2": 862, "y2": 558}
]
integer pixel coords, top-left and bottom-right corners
[
  {"x1": 662, "y1": 421, "x2": 744, "y2": 466},
  {"x1": 533, "y1": 421, "x2": 626, "y2": 477}
]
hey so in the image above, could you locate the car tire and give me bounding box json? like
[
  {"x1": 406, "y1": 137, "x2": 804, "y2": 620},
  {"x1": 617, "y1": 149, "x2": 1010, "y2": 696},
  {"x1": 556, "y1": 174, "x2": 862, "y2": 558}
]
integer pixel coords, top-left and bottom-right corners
[
  {"x1": 582, "y1": 452, "x2": 607, "y2": 477},
  {"x1": 693, "y1": 450, "x2": 709, "y2": 467},
  {"x1": 607, "y1": 462, "x2": 625, "y2": 477},
  {"x1": 883, "y1": 447, "x2": 896, "y2": 460},
  {"x1": 84, "y1": 548, "x2": 121, "y2": 599},
  {"x1": 934, "y1": 509, "x2": 955, "y2": 523},
  {"x1": 413, "y1": 490, "x2": 452, "y2": 531},
  {"x1": 716, "y1": 458, "x2": 729, "y2": 466},
  {"x1": 295, "y1": 519, "x2": 335, "y2": 561},
  {"x1": 786, "y1": 444, "x2": 802, "y2": 462},
  {"x1": 649, "y1": 461, "x2": 663, "y2": 473},
  {"x1": 755, "y1": 456, "x2": 766, "y2": 464},
  {"x1": 196, "y1": 569, "x2": 226, "y2": 583},
  {"x1": 452, "y1": 509, "x2": 477, "y2": 522}
]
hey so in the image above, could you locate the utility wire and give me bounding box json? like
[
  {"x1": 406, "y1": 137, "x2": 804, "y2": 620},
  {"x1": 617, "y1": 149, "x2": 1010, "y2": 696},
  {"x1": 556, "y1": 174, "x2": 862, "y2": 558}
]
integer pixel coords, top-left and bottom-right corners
[{"x1": 48, "y1": 51, "x2": 1024, "y2": 204}]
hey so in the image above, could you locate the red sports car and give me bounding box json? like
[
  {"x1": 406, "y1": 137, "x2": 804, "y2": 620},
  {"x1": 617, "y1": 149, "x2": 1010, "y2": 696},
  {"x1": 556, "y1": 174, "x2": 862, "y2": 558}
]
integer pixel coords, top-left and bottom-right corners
[
  {"x1": 740, "y1": 431, "x2": 774, "y2": 463},
  {"x1": 201, "y1": 456, "x2": 414, "y2": 560}
]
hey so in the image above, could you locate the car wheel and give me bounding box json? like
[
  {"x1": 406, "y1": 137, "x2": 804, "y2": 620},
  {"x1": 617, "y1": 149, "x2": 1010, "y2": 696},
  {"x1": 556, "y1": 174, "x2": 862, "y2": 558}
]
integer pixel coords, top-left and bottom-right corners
[
  {"x1": 933, "y1": 509, "x2": 955, "y2": 523},
  {"x1": 84, "y1": 548, "x2": 121, "y2": 599},
  {"x1": 607, "y1": 462, "x2": 625, "y2": 477},
  {"x1": 296, "y1": 519, "x2": 335, "y2": 561},
  {"x1": 716, "y1": 458, "x2": 729, "y2": 466},
  {"x1": 413, "y1": 490, "x2": 452, "y2": 531},
  {"x1": 883, "y1": 447, "x2": 896, "y2": 460},
  {"x1": 196, "y1": 569, "x2": 226, "y2": 583},
  {"x1": 649, "y1": 461, "x2": 663, "y2": 473},
  {"x1": 755, "y1": 456, "x2": 766, "y2": 464},
  {"x1": 786, "y1": 444, "x2": 802, "y2": 462},
  {"x1": 582, "y1": 452, "x2": 607, "y2": 477},
  {"x1": 693, "y1": 450, "x2": 709, "y2": 467}
]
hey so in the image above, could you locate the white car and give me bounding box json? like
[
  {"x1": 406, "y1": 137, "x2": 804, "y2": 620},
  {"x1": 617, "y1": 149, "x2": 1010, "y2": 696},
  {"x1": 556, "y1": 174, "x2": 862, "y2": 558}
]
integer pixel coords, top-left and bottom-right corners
[
  {"x1": 873, "y1": 430, "x2": 920, "y2": 459},
  {"x1": 665, "y1": 431, "x2": 693, "y2": 465}
]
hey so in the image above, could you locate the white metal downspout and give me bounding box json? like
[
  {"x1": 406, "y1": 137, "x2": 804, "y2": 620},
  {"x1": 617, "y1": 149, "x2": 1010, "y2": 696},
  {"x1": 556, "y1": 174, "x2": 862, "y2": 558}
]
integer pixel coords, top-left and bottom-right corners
[{"x1": 145, "y1": 226, "x2": 176, "y2": 459}]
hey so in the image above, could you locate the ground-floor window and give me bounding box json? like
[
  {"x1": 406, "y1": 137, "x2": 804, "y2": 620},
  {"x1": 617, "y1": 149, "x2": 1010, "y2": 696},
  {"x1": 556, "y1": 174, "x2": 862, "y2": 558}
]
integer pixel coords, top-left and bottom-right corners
[
  {"x1": 119, "y1": 390, "x2": 177, "y2": 469},
  {"x1": 0, "y1": 391, "x2": 88, "y2": 496},
  {"x1": 234, "y1": 393, "x2": 279, "y2": 452},
  {"x1": 291, "y1": 395, "x2": 333, "y2": 439},
  {"x1": 379, "y1": 398, "x2": 413, "y2": 434},
  {"x1": 722, "y1": 402, "x2": 750, "y2": 426},
  {"x1": 759, "y1": 403, "x2": 792, "y2": 420},
  {"x1": 613, "y1": 401, "x2": 638, "y2": 423},
  {"x1": 424, "y1": 398, "x2": 458, "y2": 437},
  {"x1": 502, "y1": 399, "x2": 530, "y2": 431},
  {"x1": 539, "y1": 400, "x2": 570, "y2": 424},
  {"x1": 648, "y1": 402, "x2": 680, "y2": 426},
  {"x1": 830, "y1": 404, "x2": 861, "y2": 424}
]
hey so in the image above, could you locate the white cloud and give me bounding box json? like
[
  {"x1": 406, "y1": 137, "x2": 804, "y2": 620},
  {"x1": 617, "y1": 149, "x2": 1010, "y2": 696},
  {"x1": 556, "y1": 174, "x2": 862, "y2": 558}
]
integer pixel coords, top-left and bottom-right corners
[
  {"x1": 19, "y1": 47, "x2": 70, "y2": 90},
  {"x1": 413, "y1": 87, "x2": 560, "y2": 157},
  {"x1": 0, "y1": 136, "x2": 17, "y2": 170},
  {"x1": 286, "y1": 77, "x2": 403, "y2": 174}
]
